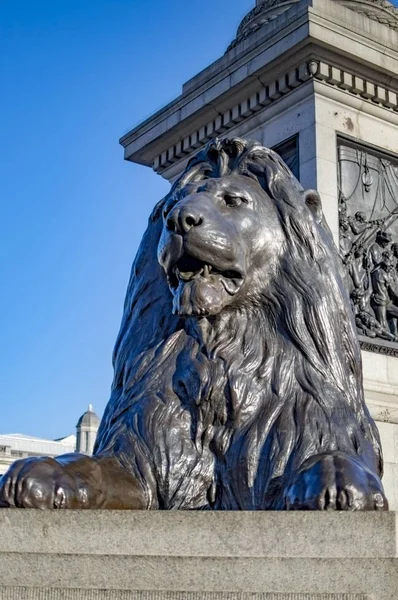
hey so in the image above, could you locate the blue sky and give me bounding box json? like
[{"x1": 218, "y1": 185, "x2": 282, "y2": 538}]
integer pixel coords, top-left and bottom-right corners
[{"x1": 0, "y1": 1, "x2": 253, "y2": 439}]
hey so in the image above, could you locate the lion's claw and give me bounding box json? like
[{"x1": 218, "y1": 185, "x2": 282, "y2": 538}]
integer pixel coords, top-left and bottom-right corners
[{"x1": 285, "y1": 453, "x2": 388, "y2": 511}]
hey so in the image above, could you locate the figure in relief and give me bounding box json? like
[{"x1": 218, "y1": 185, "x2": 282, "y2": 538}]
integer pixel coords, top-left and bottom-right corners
[{"x1": 371, "y1": 251, "x2": 398, "y2": 332}]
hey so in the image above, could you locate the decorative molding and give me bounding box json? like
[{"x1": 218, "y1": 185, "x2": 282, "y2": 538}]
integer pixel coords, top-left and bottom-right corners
[
  {"x1": 313, "y1": 60, "x2": 398, "y2": 110},
  {"x1": 227, "y1": 0, "x2": 301, "y2": 52},
  {"x1": 227, "y1": 0, "x2": 398, "y2": 52},
  {"x1": 153, "y1": 62, "x2": 311, "y2": 173},
  {"x1": 340, "y1": 0, "x2": 398, "y2": 30},
  {"x1": 153, "y1": 59, "x2": 398, "y2": 173}
]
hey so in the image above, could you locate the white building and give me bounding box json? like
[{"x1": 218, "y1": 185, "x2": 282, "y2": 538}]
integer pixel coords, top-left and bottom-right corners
[{"x1": 0, "y1": 405, "x2": 100, "y2": 476}]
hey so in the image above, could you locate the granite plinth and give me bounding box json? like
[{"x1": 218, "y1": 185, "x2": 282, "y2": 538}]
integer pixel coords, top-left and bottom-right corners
[{"x1": 0, "y1": 511, "x2": 396, "y2": 600}]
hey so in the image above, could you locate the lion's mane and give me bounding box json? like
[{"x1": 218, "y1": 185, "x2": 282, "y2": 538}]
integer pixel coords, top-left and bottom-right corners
[{"x1": 95, "y1": 138, "x2": 382, "y2": 510}]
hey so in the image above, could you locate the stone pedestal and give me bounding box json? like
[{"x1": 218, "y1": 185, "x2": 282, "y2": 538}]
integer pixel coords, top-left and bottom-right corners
[{"x1": 0, "y1": 511, "x2": 396, "y2": 599}]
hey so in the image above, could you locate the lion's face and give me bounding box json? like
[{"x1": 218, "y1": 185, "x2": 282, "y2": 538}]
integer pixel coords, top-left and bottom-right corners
[{"x1": 157, "y1": 174, "x2": 285, "y2": 317}]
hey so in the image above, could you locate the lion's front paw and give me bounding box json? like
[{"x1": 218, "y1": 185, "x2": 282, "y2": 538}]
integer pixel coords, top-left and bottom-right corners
[
  {"x1": 285, "y1": 453, "x2": 388, "y2": 511},
  {"x1": 0, "y1": 456, "x2": 91, "y2": 509}
]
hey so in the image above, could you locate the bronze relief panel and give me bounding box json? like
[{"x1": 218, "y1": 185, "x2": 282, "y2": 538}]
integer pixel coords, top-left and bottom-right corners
[{"x1": 338, "y1": 139, "x2": 398, "y2": 356}]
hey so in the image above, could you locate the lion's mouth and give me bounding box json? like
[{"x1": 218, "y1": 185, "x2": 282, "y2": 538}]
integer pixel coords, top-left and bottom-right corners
[{"x1": 168, "y1": 255, "x2": 243, "y2": 295}]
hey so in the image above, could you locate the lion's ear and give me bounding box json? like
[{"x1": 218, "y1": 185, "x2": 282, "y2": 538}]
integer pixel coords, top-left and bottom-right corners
[{"x1": 303, "y1": 189, "x2": 323, "y2": 223}]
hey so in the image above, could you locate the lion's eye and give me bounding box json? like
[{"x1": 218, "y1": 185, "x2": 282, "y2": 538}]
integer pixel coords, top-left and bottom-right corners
[{"x1": 223, "y1": 194, "x2": 245, "y2": 207}]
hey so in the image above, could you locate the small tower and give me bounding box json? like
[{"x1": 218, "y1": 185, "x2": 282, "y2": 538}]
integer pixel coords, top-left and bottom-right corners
[{"x1": 76, "y1": 404, "x2": 100, "y2": 455}]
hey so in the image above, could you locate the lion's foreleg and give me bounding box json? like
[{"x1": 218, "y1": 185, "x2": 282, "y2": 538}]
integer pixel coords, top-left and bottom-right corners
[{"x1": 0, "y1": 453, "x2": 146, "y2": 509}]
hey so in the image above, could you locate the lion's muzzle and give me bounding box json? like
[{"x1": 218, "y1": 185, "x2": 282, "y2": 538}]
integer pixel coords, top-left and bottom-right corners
[{"x1": 157, "y1": 192, "x2": 246, "y2": 317}]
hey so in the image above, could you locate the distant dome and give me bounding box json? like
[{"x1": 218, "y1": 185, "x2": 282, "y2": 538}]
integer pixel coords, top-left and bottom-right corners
[
  {"x1": 227, "y1": 0, "x2": 398, "y2": 51},
  {"x1": 76, "y1": 404, "x2": 100, "y2": 428}
]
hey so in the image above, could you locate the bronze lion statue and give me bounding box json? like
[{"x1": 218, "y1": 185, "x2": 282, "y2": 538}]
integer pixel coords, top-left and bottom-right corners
[{"x1": 0, "y1": 138, "x2": 388, "y2": 510}]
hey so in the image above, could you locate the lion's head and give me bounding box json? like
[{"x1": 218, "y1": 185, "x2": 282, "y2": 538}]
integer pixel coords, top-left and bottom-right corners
[
  {"x1": 96, "y1": 138, "x2": 383, "y2": 490},
  {"x1": 158, "y1": 168, "x2": 282, "y2": 317},
  {"x1": 158, "y1": 138, "x2": 329, "y2": 318}
]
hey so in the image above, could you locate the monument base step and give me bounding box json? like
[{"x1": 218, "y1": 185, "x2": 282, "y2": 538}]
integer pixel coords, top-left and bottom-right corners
[
  {"x1": 0, "y1": 512, "x2": 396, "y2": 600},
  {"x1": 0, "y1": 592, "x2": 375, "y2": 600}
]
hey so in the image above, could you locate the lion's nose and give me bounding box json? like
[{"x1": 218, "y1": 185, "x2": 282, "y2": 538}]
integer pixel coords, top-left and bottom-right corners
[{"x1": 166, "y1": 208, "x2": 203, "y2": 234}]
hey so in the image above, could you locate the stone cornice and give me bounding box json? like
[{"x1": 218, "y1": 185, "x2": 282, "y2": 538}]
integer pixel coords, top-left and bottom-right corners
[
  {"x1": 120, "y1": 0, "x2": 398, "y2": 173},
  {"x1": 152, "y1": 58, "x2": 398, "y2": 174},
  {"x1": 120, "y1": 5, "x2": 313, "y2": 162},
  {"x1": 153, "y1": 62, "x2": 311, "y2": 173},
  {"x1": 312, "y1": 60, "x2": 398, "y2": 108}
]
